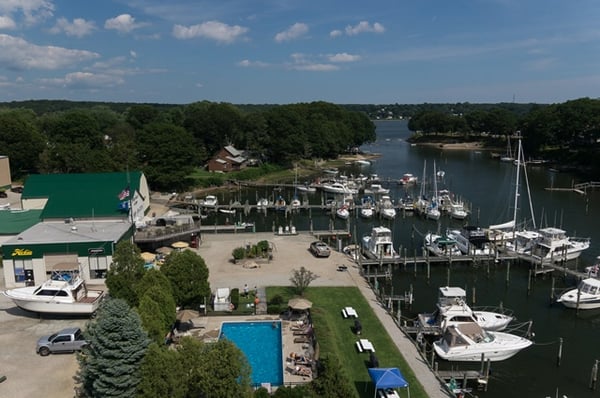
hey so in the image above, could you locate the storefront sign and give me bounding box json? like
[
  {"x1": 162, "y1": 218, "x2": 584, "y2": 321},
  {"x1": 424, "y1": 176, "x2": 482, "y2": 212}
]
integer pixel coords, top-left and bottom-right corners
[
  {"x1": 12, "y1": 248, "x2": 33, "y2": 256},
  {"x1": 88, "y1": 248, "x2": 105, "y2": 255}
]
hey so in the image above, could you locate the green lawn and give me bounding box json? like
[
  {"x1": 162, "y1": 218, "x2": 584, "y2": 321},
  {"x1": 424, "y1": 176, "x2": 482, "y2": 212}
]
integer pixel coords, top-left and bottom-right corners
[{"x1": 267, "y1": 286, "x2": 428, "y2": 398}]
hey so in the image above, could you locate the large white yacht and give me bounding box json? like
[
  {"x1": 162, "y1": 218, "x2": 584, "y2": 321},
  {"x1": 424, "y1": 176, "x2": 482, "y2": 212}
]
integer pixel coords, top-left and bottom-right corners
[
  {"x1": 446, "y1": 227, "x2": 494, "y2": 256},
  {"x1": 528, "y1": 227, "x2": 590, "y2": 264},
  {"x1": 433, "y1": 322, "x2": 532, "y2": 362},
  {"x1": 418, "y1": 287, "x2": 514, "y2": 333},
  {"x1": 362, "y1": 226, "x2": 398, "y2": 260},
  {"x1": 3, "y1": 274, "x2": 104, "y2": 315}
]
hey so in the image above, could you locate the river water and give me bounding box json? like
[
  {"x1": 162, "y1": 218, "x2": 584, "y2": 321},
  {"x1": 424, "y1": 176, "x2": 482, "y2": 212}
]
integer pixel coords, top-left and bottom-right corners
[{"x1": 204, "y1": 120, "x2": 600, "y2": 397}]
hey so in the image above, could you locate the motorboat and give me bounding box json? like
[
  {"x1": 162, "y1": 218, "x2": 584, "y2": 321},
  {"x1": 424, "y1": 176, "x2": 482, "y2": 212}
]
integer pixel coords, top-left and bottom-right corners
[
  {"x1": 295, "y1": 184, "x2": 316, "y2": 194},
  {"x1": 449, "y1": 202, "x2": 468, "y2": 220},
  {"x1": 398, "y1": 194, "x2": 415, "y2": 212},
  {"x1": 418, "y1": 287, "x2": 514, "y2": 333},
  {"x1": 3, "y1": 273, "x2": 105, "y2": 315},
  {"x1": 256, "y1": 197, "x2": 270, "y2": 210},
  {"x1": 378, "y1": 195, "x2": 396, "y2": 220},
  {"x1": 274, "y1": 196, "x2": 286, "y2": 211},
  {"x1": 336, "y1": 205, "x2": 350, "y2": 220},
  {"x1": 203, "y1": 195, "x2": 218, "y2": 208},
  {"x1": 433, "y1": 322, "x2": 532, "y2": 362},
  {"x1": 556, "y1": 278, "x2": 600, "y2": 310},
  {"x1": 529, "y1": 227, "x2": 590, "y2": 264},
  {"x1": 290, "y1": 196, "x2": 301, "y2": 210},
  {"x1": 398, "y1": 173, "x2": 418, "y2": 185},
  {"x1": 321, "y1": 182, "x2": 358, "y2": 195},
  {"x1": 585, "y1": 257, "x2": 600, "y2": 278},
  {"x1": 364, "y1": 184, "x2": 390, "y2": 195},
  {"x1": 219, "y1": 208, "x2": 235, "y2": 215},
  {"x1": 424, "y1": 233, "x2": 463, "y2": 257},
  {"x1": 446, "y1": 227, "x2": 494, "y2": 256},
  {"x1": 360, "y1": 196, "x2": 374, "y2": 219},
  {"x1": 362, "y1": 226, "x2": 398, "y2": 260},
  {"x1": 355, "y1": 159, "x2": 371, "y2": 166}
]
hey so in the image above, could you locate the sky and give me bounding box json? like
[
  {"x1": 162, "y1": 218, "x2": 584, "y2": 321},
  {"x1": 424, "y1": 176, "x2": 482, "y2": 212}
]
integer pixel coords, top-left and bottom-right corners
[{"x1": 1, "y1": 0, "x2": 600, "y2": 105}]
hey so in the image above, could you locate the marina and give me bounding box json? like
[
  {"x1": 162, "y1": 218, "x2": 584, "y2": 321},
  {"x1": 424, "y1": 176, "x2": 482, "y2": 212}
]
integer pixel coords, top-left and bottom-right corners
[{"x1": 173, "y1": 120, "x2": 600, "y2": 397}]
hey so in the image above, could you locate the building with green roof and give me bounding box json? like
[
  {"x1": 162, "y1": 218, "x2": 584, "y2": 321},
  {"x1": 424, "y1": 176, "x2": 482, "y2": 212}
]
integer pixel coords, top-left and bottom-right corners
[{"x1": 2, "y1": 171, "x2": 149, "y2": 289}]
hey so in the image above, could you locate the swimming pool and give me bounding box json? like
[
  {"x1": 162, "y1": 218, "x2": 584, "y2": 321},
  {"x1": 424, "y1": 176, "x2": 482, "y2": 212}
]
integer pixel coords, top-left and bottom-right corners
[{"x1": 220, "y1": 321, "x2": 283, "y2": 386}]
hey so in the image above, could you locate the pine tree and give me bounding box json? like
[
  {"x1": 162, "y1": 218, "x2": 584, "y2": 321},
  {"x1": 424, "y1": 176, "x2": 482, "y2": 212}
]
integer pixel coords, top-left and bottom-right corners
[{"x1": 78, "y1": 298, "x2": 150, "y2": 397}]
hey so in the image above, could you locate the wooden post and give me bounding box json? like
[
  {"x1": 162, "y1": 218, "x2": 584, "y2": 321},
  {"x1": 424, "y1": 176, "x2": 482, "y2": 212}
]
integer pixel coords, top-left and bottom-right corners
[
  {"x1": 427, "y1": 260, "x2": 430, "y2": 281},
  {"x1": 506, "y1": 262, "x2": 510, "y2": 285},
  {"x1": 527, "y1": 268, "x2": 532, "y2": 295},
  {"x1": 472, "y1": 287, "x2": 476, "y2": 305},
  {"x1": 446, "y1": 266, "x2": 450, "y2": 287},
  {"x1": 556, "y1": 337, "x2": 563, "y2": 367},
  {"x1": 485, "y1": 358, "x2": 491, "y2": 391},
  {"x1": 551, "y1": 276, "x2": 555, "y2": 303},
  {"x1": 590, "y1": 359, "x2": 599, "y2": 390},
  {"x1": 479, "y1": 353, "x2": 485, "y2": 374}
]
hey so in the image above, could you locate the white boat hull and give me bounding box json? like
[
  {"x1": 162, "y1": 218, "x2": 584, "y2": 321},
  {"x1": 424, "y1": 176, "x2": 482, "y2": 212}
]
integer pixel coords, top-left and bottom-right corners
[
  {"x1": 434, "y1": 329, "x2": 532, "y2": 362},
  {"x1": 3, "y1": 290, "x2": 104, "y2": 315},
  {"x1": 557, "y1": 279, "x2": 600, "y2": 309}
]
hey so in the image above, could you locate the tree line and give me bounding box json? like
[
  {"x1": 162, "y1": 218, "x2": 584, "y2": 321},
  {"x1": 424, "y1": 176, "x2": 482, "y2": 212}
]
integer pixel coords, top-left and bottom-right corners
[
  {"x1": 407, "y1": 98, "x2": 600, "y2": 176},
  {"x1": 0, "y1": 101, "x2": 375, "y2": 191}
]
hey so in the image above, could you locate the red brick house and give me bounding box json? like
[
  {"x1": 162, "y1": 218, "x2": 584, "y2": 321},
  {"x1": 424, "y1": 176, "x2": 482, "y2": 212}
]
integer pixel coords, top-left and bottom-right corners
[{"x1": 206, "y1": 145, "x2": 247, "y2": 172}]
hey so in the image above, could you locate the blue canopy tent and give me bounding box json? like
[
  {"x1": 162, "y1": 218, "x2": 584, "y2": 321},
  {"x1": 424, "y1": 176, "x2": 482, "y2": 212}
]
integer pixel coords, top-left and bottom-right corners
[{"x1": 368, "y1": 367, "x2": 410, "y2": 398}]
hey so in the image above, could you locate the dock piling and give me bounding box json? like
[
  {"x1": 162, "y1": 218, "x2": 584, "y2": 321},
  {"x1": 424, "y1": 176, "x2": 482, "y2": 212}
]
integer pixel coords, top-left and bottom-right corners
[
  {"x1": 557, "y1": 337, "x2": 563, "y2": 367},
  {"x1": 590, "y1": 359, "x2": 598, "y2": 390}
]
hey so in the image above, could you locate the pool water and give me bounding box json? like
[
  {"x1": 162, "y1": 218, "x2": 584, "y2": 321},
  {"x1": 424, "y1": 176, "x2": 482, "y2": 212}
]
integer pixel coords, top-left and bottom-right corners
[{"x1": 220, "y1": 321, "x2": 283, "y2": 386}]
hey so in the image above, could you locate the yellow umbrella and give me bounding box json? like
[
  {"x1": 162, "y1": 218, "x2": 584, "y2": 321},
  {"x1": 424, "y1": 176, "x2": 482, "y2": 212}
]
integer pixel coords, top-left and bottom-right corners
[
  {"x1": 156, "y1": 246, "x2": 173, "y2": 255},
  {"x1": 171, "y1": 241, "x2": 190, "y2": 249},
  {"x1": 140, "y1": 252, "x2": 155, "y2": 263},
  {"x1": 288, "y1": 297, "x2": 313, "y2": 310}
]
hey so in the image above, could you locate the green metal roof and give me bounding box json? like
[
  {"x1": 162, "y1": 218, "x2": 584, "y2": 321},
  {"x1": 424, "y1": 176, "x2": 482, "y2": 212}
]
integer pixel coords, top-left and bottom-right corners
[
  {"x1": 22, "y1": 171, "x2": 142, "y2": 219},
  {"x1": 0, "y1": 209, "x2": 42, "y2": 235}
]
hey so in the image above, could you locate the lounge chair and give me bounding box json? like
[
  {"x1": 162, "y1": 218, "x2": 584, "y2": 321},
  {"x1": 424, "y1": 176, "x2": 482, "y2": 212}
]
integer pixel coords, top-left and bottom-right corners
[
  {"x1": 293, "y1": 365, "x2": 312, "y2": 378},
  {"x1": 294, "y1": 336, "x2": 311, "y2": 344},
  {"x1": 293, "y1": 326, "x2": 313, "y2": 336}
]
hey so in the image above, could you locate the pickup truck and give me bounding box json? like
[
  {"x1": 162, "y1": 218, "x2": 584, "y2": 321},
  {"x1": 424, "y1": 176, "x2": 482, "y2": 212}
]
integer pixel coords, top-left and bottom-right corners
[{"x1": 36, "y1": 327, "x2": 88, "y2": 356}]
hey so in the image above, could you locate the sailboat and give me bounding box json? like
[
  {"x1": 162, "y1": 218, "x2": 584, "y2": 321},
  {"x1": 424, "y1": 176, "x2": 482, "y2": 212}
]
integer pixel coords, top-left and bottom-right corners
[
  {"x1": 426, "y1": 161, "x2": 441, "y2": 220},
  {"x1": 500, "y1": 135, "x2": 514, "y2": 162}
]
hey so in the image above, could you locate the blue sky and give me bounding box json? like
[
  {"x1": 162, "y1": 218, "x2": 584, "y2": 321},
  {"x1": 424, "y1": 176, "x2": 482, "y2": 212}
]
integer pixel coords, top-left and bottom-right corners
[{"x1": 0, "y1": 0, "x2": 599, "y2": 105}]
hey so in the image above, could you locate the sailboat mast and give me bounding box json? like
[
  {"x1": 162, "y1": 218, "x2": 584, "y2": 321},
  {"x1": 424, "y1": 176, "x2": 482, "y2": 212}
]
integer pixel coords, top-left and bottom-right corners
[{"x1": 512, "y1": 136, "x2": 521, "y2": 230}]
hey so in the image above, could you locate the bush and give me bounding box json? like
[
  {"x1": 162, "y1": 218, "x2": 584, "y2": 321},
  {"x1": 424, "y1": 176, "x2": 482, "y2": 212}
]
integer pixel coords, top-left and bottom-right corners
[
  {"x1": 267, "y1": 304, "x2": 282, "y2": 315},
  {"x1": 256, "y1": 240, "x2": 270, "y2": 254},
  {"x1": 269, "y1": 294, "x2": 284, "y2": 306},
  {"x1": 232, "y1": 247, "x2": 246, "y2": 261}
]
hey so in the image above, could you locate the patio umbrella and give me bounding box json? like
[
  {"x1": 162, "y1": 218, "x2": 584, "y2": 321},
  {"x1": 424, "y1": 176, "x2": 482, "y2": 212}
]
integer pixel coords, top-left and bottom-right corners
[
  {"x1": 171, "y1": 241, "x2": 189, "y2": 249},
  {"x1": 156, "y1": 246, "x2": 173, "y2": 255},
  {"x1": 176, "y1": 309, "x2": 200, "y2": 322},
  {"x1": 288, "y1": 297, "x2": 313, "y2": 310},
  {"x1": 140, "y1": 252, "x2": 155, "y2": 263}
]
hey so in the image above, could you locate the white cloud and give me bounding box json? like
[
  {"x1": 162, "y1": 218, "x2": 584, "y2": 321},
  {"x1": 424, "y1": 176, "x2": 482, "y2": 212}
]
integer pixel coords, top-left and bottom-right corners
[
  {"x1": 0, "y1": 15, "x2": 16, "y2": 29},
  {"x1": 274, "y1": 22, "x2": 308, "y2": 43},
  {"x1": 288, "y1": 53, "x2": 338, "y2": 72},
  {"x1": 172, "y1": 21, "x2": 248, "y2": 43},
  {"x1": 50, "y1": 17, "x2": 95, "y2": 37},
  {"x1": 328, "y1": 52, "x2": 361, "y2": 63},
  {"x1": 345, "y1": 21, "x2": 385, "y2": 36},
  {"x1": 0, "y1": 0, "x2": 54, "y2": 25},
  {"x1": 329, "y1": 29, "x2": 342, "y2": 38},
  {"x1": 105, "y1": 14, "x2": 145, "y2": 33},
  {"x1": 237, "y1": 59, "x2": 269, "y2": 68},
  {"x1": 0, "y1": 33, "x2": 99, "y2": 70},
  {"x1": 39, "y1": 71, "x2": 123, "y2": 89},
  {"x1": 130, "y1": 50, "x2": 137, "y2": 58}
]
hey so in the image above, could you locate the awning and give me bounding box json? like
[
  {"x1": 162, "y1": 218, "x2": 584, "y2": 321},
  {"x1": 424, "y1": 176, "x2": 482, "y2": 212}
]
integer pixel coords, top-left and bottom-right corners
[
  {"x1": 368, "y1": 368, "x2": 409, "y2": 398},
  {"x1": 288, "y1": 297, "x2": 312, "y2": 310},
  {"x1": 52, "y1": 262, "x2": 79, "y2": 271}
]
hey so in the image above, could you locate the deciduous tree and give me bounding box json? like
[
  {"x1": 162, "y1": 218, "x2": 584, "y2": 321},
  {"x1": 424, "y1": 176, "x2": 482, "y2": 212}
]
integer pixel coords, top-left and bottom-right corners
[{"x1": 290, "y1": 266, "x2": 319, "y2": 296}]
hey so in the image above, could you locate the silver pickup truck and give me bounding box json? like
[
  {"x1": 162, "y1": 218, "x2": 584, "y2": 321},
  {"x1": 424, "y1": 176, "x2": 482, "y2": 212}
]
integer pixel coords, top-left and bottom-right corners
[{"x1": 36, "y1": 327, "x2": 88, "y2": 356}]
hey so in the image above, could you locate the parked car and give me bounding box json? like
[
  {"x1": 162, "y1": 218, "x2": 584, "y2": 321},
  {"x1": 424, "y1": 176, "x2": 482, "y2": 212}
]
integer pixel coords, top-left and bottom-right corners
[
  {"x1": 310, "y1": 241, "x2": 331, "y2": 258},
  {"x1": 0, "y1": 191, "x2": 7, "y2": 198},
  {"x1": 10, "y1": 186, "x2": 23, "y2": 194},
  {"x1": 36, "y1": 327, "x2": 88, "y2": 356}
]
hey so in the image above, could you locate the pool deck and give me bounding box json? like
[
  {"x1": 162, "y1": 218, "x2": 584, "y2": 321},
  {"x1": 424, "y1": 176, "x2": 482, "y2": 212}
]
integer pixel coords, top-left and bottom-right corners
[{"x1": 176, "y1": 314, "x2": 314, "y2": 386}]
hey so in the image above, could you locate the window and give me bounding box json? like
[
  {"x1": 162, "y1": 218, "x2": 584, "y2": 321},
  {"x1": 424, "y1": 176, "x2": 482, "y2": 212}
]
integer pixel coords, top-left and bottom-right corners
[
  {"x1": 13, "y1": 259, "x2": 33, "y2": 283},
  {"x1": 88, "y1": 255, "x2": 108, "y2": 279}
]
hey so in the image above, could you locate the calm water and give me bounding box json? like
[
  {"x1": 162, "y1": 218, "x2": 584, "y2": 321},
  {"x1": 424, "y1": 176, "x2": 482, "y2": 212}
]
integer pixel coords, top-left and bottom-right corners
[
  {"x1": 208, "y1": 120, "x2": 600, "y2": 397},
  {"x1": 220, "y1": 321, "x2": 283, "y2": 386}
]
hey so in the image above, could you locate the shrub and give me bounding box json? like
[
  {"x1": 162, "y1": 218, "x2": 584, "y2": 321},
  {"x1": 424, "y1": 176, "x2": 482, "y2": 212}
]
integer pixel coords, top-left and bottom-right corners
[
  {"x1": 232, "y1": 247, "x2": 246, "y2": 261},
  {"x1": 256, "y1": 240, "x2": 270, "y2": 255},
  {"x1": 267, "y1": 305, "x2": 282, "y2": 315},
  {"x1": 269, "y1": 294, "x2": 284, "y2": 306}
]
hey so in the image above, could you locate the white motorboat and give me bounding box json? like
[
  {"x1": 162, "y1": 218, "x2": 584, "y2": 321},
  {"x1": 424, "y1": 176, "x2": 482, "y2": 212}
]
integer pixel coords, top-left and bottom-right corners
[
  {"x1": 433, "y1": 322, "x2": 532, "y2": 362},
  {"x1": 203, "y1": 195, "x2": 218, "y2": 208},
  {"x1": 321, "y1": 182, "x2": 358, "y2": 195},
  {"x1": 274, "y1": 196, "x2": 286, "y2": 211},
  {"x1": 364, "y1": 184, "x2": 390, "y2": 195},
  {"x1": 360, "y1": 195, "x2": 374, "y2": 218},
  {"x1": 378, "y1": 195, "x2": 396, "y2": 220},
  {"x1": 418, "y1": 287, "x2": 514, "y2": 333},
  {"x1": 256, "y1": 197, "x2": 270, "y2": 210},
  {"x1": 336, "y1": 205, "x2": 350, "y2": 220},
  {"x1": 529, "y1": 227, "x2": 590, "y2": 264},
  {"x1": 362, "y1": 226, "x2": 398, "y2": 260},
  {"x1": 449, "y1": 202, "x2": 468, "y2": 220},
  {"x1": 556, "y1": 278, "x2": 600, "y2": 310},
  {"x1": 3, "y1": 274, "x2": 104, "y2": 315},
  {"x1": 585, "y1": 257, "x2": 600, "y2": 278},
  {"x1": 219, "y1": 208, "x2": 235, "y2": 215},
  {"x1": 446, "y1": 227, "x2": 494, "y2": 256},
  {"x1": 290, "y1": 196, "x2": 301, "y2": 209},
  {"x1": 398, "y1": 173, "x2": 418, "y2": 185},
  {"x1": 355, "y1": 159, "x2": 371, "y2": 166},
  {"x1": 424, "y1": 233, "x2": 463, "y2": 257},
  {"x1": 296, "y1": 184, "x2": 316, "y2": 194},
  {"x1": 399, "y1": 194, "x2": 415, "y2": 212}
]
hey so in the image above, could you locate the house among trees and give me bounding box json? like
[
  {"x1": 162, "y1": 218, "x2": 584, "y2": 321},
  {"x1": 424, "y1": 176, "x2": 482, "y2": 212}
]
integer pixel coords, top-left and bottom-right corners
[{"x1": 207, "y1": 145, "x2": 247, "y2": 172}]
